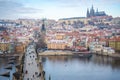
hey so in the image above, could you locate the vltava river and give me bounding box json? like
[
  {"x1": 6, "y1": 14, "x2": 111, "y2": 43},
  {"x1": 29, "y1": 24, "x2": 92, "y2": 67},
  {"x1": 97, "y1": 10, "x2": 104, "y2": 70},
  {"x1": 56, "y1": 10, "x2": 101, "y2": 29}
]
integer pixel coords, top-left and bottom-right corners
[
  {"x1": 41, "y1": 55, "x2": 120, "y2": 80},
  {"x1": 1, "y1": 55, "x2": 120, "y2": 80},
  {"x1": 0, "y1": 57, "x2": 16, "y2": 80}
]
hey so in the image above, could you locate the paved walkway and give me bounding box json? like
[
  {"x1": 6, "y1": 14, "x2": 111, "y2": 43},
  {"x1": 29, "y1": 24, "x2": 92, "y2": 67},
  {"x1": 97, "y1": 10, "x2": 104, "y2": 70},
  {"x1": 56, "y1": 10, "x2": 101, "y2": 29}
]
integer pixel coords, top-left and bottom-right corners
[{"x1": 23, "y1": 45, "x2": 41, "y2": 80}]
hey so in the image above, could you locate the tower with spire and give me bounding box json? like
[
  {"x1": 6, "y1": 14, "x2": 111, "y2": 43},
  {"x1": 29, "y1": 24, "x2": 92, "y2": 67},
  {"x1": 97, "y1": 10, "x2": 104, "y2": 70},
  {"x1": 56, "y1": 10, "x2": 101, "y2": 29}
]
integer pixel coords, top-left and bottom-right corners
[
  {"x1": 41, "y1": 19, "x2": 46, "y2": 32},
  {"x1": 87, "y1": 8, "x2": 90, "y2": 18},
  {"x1": 41, "y1": 19, "x2": 46, "y2": 35},
  {"x1": 90, "y1": 5, "x2": 95, "y2": 17}
]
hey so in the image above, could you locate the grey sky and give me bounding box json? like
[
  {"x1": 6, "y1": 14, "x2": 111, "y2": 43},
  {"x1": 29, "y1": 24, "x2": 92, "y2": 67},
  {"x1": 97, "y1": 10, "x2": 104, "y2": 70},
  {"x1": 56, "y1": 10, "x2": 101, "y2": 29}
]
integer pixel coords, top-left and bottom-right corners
[{"x1": 0, "y1": 0, "x2": 120, "y2": 19}]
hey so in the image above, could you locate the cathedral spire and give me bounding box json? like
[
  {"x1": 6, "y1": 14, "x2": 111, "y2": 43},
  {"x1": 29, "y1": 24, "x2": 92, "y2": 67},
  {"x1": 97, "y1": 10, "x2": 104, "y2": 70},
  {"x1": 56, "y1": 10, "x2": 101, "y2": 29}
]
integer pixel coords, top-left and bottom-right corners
[
  {"x1": 90, "y1": 5, "x2": 95, "y2": 17},
  {"x1": 87, "y1": 8, "x2": 90, "y2": 18},
  {"x1": 92, "y1": 5, "x2": 94, "y2": 9},
  {"x1": 96, "y1": 8, "x2": 98, "y2": 13}
]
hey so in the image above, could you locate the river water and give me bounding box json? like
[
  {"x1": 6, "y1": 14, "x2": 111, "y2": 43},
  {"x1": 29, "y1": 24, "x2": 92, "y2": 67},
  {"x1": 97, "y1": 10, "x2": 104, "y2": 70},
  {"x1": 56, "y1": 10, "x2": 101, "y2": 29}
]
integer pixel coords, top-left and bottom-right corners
[
  {"x1": 0, "y1": 57, "x2": 16, "y2": 80},
  {"x1": 1, "y1": 55, "x2": 120, "y2": 80},
  {"x1": 41, "y1": 55, "x2": 120, "y2": 80}
]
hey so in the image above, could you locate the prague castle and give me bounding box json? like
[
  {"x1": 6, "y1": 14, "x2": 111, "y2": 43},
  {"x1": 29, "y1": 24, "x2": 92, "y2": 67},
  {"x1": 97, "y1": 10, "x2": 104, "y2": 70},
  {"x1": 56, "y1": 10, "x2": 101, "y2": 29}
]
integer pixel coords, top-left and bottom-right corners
[{"x1": 87, "y1": 5, "x2": 107, "y2": 18}]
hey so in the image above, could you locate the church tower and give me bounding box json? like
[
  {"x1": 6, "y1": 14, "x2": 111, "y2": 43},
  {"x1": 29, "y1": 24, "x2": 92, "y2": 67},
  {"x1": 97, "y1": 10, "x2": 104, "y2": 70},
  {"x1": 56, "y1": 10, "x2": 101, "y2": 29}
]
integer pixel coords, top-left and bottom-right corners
[
  {"x1": 41, "y1": 19, "x2": 46, "y2": 32},
  {"x1": 41, "y1": 19, "x2": 46, "y2": 36},
  {"x1": 90, "y1": 5, "x2": 95, "y2": 17},
  {"x1": 87, "y1": 8, "x2": 90, "y2": 18}
]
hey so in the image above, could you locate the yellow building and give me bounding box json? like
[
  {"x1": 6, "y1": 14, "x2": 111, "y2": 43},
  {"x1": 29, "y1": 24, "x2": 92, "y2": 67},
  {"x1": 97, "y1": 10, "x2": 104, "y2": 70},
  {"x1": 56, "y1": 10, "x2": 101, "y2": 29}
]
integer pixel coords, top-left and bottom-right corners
[
  {"x1": 15, "y1": 43, "x2": 26, "y2": 53},
  {"x1": 116, "y1": 41, "x2": 120, "y2": 50},
  {"x1": 0, "y1": 43, "x2": 10, "y2": 51},
  {"x1": 55, "y1": 34, "x2": 65, "y2": 40},
  {"x1": 46, "y1": 33, "x2": 68, "y2": 50},
  {"x1": 0, "y1": 42, "x2": 26, "y2": 53},
  {"x1": 109, "y1": 40, "x2": 120, "y2": 51},
  {"x1": 47, "y1": 43, "x2": 67, "y2": 50}
]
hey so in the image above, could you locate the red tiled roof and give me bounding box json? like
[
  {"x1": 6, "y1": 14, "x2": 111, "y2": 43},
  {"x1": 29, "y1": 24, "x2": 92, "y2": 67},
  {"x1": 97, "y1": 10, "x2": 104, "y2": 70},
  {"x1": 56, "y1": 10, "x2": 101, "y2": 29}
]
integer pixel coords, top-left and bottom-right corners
[{"x1": 109, "y1": 37, "x2": 120, "y2": 41}]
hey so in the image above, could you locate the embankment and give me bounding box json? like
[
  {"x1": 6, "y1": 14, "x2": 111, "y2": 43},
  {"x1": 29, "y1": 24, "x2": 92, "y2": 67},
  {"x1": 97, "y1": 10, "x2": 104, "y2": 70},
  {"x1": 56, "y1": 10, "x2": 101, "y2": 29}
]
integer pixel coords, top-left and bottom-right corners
[{"x1": 39, "y1": 50, "x2": 73, "y2": 56}]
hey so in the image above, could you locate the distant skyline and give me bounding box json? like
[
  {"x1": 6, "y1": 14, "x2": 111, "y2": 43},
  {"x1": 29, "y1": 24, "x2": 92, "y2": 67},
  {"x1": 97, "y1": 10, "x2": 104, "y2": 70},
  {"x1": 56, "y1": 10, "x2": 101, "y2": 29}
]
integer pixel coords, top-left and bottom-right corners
[{"x1": 0, "y1": 0, "x2": 120, "y2": 20}]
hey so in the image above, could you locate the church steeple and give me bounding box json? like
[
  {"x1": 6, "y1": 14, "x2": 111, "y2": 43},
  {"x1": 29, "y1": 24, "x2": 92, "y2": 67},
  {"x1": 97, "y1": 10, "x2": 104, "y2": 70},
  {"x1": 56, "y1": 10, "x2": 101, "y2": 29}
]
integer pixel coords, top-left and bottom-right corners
[
  {"x1": 96, "y1": 8, "x2": 98, "y2": 13},
  {"x1": 92, "y1": 5, "x2": 93, "y2": 9},
  {"x1": 41, "y1": 19, "x2": 46, "y2": 32},
  {"x1": 90, "y1": 5, "x2": 95, "y2": 17},
  {"x1": 87, "y1": 8, "x2": 90, "y2": 18}
]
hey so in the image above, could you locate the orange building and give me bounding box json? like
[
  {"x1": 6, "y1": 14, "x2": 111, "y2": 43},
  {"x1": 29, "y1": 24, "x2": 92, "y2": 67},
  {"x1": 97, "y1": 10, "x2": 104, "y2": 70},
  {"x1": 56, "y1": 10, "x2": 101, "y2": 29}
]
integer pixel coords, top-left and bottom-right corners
[
  {"x1": 47, "y1": 42, "x2": 67, "y2": 50},
  {"x1": 15, "y1": 43, "x2": 26, "y2": 53},
  {"x1": 47, "y1": 33, "x2": 68, "y2": 50}
]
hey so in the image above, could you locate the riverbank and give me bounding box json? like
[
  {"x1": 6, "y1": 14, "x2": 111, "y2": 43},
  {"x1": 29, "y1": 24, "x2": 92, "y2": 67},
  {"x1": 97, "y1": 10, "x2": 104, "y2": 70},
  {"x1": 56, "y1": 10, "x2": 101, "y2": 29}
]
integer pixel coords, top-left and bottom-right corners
[
  {"x1": 94, "y1": 52, "x2": 120, "y2": 58},
  {"x1": 39, "y1": 50, "x2": 73, "y2": 56},
  {"x1": 39, "y1": 50, "x2": 120, "y2": 58}
]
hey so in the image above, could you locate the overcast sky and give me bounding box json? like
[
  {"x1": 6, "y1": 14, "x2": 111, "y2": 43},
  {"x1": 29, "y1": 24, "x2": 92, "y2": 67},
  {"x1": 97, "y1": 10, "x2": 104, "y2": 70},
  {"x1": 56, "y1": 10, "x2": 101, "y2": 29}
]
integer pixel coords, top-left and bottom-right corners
[{"x1": 0, "y1": 0, "x2": 120, "y2": 20}]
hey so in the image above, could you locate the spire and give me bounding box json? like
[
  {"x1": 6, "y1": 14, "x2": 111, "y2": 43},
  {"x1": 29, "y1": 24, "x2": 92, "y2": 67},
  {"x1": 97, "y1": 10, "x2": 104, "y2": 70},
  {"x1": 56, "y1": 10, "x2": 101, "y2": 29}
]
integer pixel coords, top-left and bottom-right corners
[
  {"x1": 92, "y1": 5, "x2": 94, "y2": 10},
  {"x1": 90, "y1": 5, "x2": 95, "y2": 17},
  {"x1": 96, "y1": 8, "x2": 98, "y2": 12},
  {"x1": 87, "y1": 8, "x2": 90, "y2": 18},
  {"x1": 41, "y1": 19, "x2": 46, "y2": 32}
]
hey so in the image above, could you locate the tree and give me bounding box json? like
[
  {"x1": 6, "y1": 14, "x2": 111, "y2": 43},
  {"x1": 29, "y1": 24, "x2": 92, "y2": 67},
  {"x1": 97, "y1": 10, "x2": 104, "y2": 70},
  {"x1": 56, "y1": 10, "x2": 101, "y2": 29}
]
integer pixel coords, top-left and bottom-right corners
[
  {"x1": 35, "y1": 31, "x2": 47, "y2": 50},
  {"x1": 36, "y1": 35, "x2": 46, "y2": 49}
]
